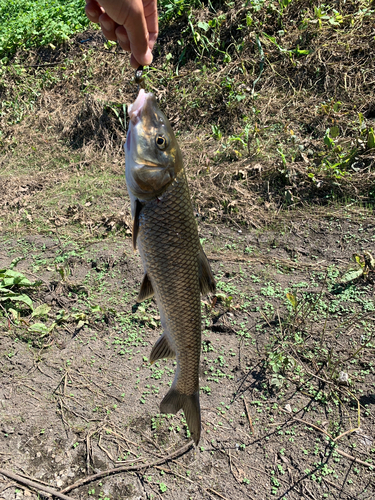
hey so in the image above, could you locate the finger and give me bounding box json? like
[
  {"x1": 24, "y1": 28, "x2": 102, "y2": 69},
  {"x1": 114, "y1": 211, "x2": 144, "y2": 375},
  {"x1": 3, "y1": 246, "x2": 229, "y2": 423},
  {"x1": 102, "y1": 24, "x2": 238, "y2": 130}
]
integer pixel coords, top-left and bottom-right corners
[
  {"x1": 85, "y1": 0, "x2": 103, "y2": 24},
  {"x1": 99, "y1": 12, "x2": 119, "y2": 42},
  {"x1": 130, "y1": 53, "x2": 141, "y2": 70},
  {"x1": 143, "y1": 0, "x2": 158, "y2": 50},
  {"x1": 148, "y1": 32, "x2": 158, "y2": 51},
  {"x1": 118, "y1": 2, "x2": 153, "y2": 66},
  {"x1": 115, "y1": 26, "x2": 131, "y2": 53},
  {"x1": 95, "y1": 0, "x2": 153, "y2": 66}
]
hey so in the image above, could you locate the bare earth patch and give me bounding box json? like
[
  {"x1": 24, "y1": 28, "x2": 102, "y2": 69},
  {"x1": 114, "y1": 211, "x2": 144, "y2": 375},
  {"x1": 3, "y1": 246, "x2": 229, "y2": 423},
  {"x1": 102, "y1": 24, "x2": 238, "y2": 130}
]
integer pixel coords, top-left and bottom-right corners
[{"x1": 1, "y1": 209, "x2": 375, "y2": 499}]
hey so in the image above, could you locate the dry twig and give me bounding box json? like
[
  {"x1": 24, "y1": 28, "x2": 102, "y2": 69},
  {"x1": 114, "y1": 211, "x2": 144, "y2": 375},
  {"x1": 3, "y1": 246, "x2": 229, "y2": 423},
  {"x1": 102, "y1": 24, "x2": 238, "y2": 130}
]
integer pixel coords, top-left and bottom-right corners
[
  {"x1": 0, "y1": 469, "x2": 74, "y2": 500},
  {"x1": 60, "y1": 441, "x2": 194, "y2": 493},
  {"x1": 243, "y1": 398, "x2": 255, "y2": 436}
]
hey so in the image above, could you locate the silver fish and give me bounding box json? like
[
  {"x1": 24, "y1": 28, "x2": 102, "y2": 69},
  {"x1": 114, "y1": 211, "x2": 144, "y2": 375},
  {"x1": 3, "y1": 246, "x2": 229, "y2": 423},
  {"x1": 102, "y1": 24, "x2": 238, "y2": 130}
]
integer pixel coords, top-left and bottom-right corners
[{"x1": 125, "y1": 89, "x2": 215, "y2": 445}]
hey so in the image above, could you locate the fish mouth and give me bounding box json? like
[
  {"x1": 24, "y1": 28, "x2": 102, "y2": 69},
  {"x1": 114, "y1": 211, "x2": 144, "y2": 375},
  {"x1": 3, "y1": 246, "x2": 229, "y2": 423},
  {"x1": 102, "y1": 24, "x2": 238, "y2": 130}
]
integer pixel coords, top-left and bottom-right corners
[{"x1": 128, "y1": 89, "x2": 152, "y2": 123}]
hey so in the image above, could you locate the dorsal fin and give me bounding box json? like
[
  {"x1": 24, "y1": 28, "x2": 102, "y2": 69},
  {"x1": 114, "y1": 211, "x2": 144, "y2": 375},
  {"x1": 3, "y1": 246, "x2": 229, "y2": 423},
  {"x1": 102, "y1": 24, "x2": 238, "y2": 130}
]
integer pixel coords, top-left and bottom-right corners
[{"x1": 132, "y1": 199, "x2": 143, "y2": 250}]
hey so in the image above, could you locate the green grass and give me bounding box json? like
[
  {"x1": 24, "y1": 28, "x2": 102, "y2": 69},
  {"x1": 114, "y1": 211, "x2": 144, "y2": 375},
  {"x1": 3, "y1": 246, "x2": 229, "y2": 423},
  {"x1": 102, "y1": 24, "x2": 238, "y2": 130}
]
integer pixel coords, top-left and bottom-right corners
[{"x1": 0, "y1": 0, "x2": 90, "y2": 62}]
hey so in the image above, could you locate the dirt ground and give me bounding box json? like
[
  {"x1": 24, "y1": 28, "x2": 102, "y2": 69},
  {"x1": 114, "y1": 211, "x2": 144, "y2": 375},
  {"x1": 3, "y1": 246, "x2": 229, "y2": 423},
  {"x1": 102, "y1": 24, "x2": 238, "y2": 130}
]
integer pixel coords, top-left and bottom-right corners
[{"x1": 1, "y1": 207, "x2": 375, "y2": 500}]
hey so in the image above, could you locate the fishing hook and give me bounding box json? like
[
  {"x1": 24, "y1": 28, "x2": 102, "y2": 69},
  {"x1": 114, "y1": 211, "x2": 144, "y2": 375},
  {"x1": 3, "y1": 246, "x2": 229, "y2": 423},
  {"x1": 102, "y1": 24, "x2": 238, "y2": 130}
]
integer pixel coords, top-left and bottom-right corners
[{"x1": 134, "y1": 65, "x2": 145, "y2": 91}]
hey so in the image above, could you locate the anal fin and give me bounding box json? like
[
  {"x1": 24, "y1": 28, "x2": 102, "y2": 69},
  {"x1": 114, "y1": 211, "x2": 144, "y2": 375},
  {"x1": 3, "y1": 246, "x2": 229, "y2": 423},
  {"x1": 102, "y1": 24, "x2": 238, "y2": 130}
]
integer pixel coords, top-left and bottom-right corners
[
  {"x1": 137, "y1": 273, "x2": 154, "y2": 302},
  {"x1": 150, "y1": 333, "x2": 175, "y2": 363},
  {"x1": 198, "y1": 246, "x2": 216, "y2": 295}
]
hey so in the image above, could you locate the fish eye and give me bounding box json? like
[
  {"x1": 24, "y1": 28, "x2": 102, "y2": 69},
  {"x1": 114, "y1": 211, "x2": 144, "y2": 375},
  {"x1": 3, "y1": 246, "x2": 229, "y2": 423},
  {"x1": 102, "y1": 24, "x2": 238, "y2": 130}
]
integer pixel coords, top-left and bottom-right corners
[{"x1": 155, "y1": 135, "x2": 167, "y2": 150}]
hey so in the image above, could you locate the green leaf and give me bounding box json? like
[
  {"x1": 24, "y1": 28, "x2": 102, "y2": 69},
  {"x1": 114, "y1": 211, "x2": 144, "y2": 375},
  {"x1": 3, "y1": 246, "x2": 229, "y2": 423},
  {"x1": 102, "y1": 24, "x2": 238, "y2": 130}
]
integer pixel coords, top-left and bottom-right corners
[
  {"x1": 0, "y1": 293, "x2": 33, "y2": 308},
  {"x1": 329, "y1": 125, "x2": 340, "y2": 138},
  {"x1": 0, "y1": 270, "x2": 32, "y2": 287},
  {"x1": 32, "y1": 303, "x2": 51, "y2": 318},
  {"x1": 286, "y1": 292, "x2": 298, "y2": 309},
  {"x1": 216, "y1": 293, "x2": 227, "y2": 301},
  {"x1": 367, "y1": 128, "x2": 375, "y2": 149},
  {"x1": 352, "y1": 253, "x2": 364, "y2": 267},
  {"x1": 324, "y1": 131, "x2": 334, "y2": 149},
  {"x1": 293, "y1": 49, "x2": 311, "y2": 55},
  {"x1": 29, "y1": 323, "x2": 49, "y2": 335},
  {"x1": 341, "y1": 268, "x2": 364, "y2": 283},
  {"x1": 197, "y1": 21, "x2": 209, "y2": 31},
  {"x1": 8, "y1": 308, "x2": 19, "y2": 321},
  {"x1": 9, "y1": 257, "x2": 24, "y2": 269}
]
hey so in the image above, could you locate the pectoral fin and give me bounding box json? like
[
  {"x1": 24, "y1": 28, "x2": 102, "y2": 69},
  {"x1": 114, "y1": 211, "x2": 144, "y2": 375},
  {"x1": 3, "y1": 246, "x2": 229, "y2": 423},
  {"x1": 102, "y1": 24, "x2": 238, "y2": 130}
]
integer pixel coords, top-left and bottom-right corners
[
  {"x1": 137, "y1": 273, "x2": 154, "y2": 302},
  {"x1": 132, "y1": 199, "x2": 143, "y2": 250},
  {"x1": 149, "y1": 333, "x2": 175, "y2": 363},
  {"x1": 198, "y1": 246, "x2": 216, "y2": 295}
]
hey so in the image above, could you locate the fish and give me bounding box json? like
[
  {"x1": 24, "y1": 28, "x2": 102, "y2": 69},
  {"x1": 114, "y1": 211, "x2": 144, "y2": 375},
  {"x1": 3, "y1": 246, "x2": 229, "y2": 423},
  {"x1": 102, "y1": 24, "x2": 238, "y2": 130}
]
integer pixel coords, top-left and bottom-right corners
[{"x1": 125, "y1": 89, "x2": 216, "y2": 445}]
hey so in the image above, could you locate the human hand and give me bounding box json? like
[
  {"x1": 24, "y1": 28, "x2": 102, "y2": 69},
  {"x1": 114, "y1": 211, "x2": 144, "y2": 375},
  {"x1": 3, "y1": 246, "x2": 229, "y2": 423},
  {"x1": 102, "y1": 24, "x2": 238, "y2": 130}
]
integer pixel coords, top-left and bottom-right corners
[{"x1": 85, "y1": 0, "x2": 158, "y2": 68}]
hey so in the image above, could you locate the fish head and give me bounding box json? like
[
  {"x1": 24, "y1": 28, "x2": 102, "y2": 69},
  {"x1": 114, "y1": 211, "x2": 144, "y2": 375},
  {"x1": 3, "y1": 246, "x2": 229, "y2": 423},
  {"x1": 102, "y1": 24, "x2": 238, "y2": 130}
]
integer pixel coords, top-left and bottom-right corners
[{"x1": 125, "y1": 89, "x2": 183, "y2": 201}]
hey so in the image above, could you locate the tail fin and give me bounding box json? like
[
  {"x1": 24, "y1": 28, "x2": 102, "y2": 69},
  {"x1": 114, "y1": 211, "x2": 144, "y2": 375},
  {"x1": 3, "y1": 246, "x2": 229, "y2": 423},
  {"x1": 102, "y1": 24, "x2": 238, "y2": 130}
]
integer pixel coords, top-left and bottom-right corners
[{"x1": 160, "y1": 388, "x2": 201, "y2": 445}]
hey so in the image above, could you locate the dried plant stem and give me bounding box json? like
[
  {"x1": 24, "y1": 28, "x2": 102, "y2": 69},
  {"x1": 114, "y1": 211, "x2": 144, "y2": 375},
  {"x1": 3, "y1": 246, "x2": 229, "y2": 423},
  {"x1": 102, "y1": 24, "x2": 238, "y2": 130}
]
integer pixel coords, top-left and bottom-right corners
[
  {"x1": 60, "y1": 441, "x2": 194, "y2": 494},
  {"x1": 244, "y1": 398, "x2": 255, "y2": 436},
  {"x1": 0, "y1": 469, "x2": 74, "y2": 500}
]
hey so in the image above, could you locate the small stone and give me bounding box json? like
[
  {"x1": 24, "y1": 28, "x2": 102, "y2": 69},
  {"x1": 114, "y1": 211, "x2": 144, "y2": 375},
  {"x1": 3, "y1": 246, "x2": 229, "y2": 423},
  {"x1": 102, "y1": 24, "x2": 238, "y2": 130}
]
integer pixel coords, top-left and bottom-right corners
[
  {"x1": 279, "y1": 454, "x2": 288, "y2": 463},
  {"x1": 284, "y1": 404, "x2": 292, "y2": 413},
  {"x1": 56, "y1": 479, "x2": 63, "y2": 488},
  {"x1": 338, "y1": 371, "x2": 349, "y2": 385}
]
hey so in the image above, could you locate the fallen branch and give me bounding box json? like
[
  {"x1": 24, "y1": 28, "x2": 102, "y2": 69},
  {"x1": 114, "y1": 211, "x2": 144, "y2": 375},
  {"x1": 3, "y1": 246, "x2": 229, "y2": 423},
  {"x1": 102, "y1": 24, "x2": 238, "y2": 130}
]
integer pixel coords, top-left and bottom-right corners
[
  {"x1": 60, "y1": 441, "x2": 194, "y2": 494},
  {"x1": 0, "y1": 469, "x2": 74, "y2": 500}
]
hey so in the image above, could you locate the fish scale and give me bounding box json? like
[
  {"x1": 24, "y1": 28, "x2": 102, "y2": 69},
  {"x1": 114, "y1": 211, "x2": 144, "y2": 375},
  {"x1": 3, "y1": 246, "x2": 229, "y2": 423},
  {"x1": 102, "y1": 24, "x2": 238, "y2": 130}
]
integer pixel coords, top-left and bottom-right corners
[{"x1": 137, "y1": 171, "x2": 201, "y2": 398}]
